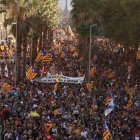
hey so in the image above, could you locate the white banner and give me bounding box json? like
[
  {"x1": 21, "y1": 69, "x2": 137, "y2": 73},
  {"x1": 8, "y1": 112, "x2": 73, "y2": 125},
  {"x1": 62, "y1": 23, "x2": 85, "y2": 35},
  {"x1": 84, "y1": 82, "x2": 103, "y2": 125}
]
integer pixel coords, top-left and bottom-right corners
[{"x1": 34, "y1": 74, "x2": 85, "y2": 84}]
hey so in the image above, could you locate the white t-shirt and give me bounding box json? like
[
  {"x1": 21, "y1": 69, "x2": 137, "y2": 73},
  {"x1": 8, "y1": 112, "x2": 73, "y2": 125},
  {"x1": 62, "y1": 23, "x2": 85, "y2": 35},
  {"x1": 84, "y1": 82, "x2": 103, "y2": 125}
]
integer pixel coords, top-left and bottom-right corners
[
  {"x1": 80, "y1": 131, "x2": 88, "y2": 138},
  {"x1": 135, "y1": 137, "x2": 140, "y2": 140}
]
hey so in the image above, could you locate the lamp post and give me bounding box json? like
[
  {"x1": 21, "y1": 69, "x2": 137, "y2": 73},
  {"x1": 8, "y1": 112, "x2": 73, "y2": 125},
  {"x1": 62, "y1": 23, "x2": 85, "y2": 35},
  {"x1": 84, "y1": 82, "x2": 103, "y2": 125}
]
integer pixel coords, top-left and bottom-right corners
[
  {"x1": 88, "y1": 24, "x2": 97, "y2": 82},
  {"x1": 12, "y1": 22, "x2": 17, "y2": 86}
]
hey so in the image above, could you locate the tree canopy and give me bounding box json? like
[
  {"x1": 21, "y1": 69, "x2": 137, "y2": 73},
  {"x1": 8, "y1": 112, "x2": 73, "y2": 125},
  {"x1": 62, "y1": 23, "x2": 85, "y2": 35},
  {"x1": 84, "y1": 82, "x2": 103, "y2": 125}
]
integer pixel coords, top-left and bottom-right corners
[
  {"x1": 71, "y1": 0, "x2": 102, "y2": 53},
  {"x1": 0, "y1": 0, "x2": 59, "y2": 82},
  {"x1": 71, "y1": 0, "x2": 101, "y2": 36},
  {"x1": 101, "y1": 0, "x2": 140, "y2": 47},
  {"x1": 71, "y1": 0, "x2": 140, "y2": 49}
]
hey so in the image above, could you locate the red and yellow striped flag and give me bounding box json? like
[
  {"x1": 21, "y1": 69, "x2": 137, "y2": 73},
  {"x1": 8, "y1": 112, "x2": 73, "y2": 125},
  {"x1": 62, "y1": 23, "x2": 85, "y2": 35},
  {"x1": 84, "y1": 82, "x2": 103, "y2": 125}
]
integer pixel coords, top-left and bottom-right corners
[
  {"x1": 45, "y1": 121, "x2": 53, "y2": 132},
  {"x1": 35, "y1": 50, "x2": 46, "y2": 62},
  {"x1": 105, "y1": 96, "x2": 111, "y2": 106},
  {"x1": 127, "y1": 97, "x2": 133, "y2": 109},
  {"x1": 90, "y1": 67, "x2": 95, "y2": 77},
  {"x1": 26, "y1": 66, "x2": 37, "y2": 80},
  {"x1": 53, "y1": 76, "x2": 61, "y2": 92},
  {"x1": 42, "y1": 53, "x2": 52, "y2": 62},
  {"x1": 53, "y1": 109, "x2": 61, "y2": 116},
  {"x1": 103, "y1": 121, "x2": 112, "y2": 140}
]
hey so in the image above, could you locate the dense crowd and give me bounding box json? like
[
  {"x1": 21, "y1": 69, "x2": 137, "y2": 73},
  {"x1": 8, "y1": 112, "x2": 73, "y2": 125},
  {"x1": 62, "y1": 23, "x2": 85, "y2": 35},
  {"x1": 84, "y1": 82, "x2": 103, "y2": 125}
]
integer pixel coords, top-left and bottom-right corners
[{"x1": 0, "y1": 37, "x2": 140, "y2": 140}]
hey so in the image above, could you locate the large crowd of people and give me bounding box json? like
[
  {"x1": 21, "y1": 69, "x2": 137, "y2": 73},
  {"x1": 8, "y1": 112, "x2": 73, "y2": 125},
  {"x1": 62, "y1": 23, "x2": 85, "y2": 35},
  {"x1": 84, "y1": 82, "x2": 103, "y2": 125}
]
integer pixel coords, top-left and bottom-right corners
[{"x1": 0, "y1": 28, "x2": 140, "y2": 140}]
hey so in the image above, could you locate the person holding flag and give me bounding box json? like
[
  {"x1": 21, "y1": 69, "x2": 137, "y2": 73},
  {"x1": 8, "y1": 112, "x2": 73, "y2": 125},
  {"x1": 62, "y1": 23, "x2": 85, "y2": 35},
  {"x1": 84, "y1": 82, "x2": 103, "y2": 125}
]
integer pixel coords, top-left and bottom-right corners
[
  {"x1": 104, "y1": 92, "x2": 115, "y2": 116},
  {"x1": 103, "y1": 121, "x2": 112, "y2": 140},
  {"x1": 53, "y1": 76, "x2": 61, "y2": 92},
  {"x1": 26, "y1": 66, "x2": 37, "y2": 80},
  {"x1": 35, "y1": 50, "x2": 46, "y2": 63}
]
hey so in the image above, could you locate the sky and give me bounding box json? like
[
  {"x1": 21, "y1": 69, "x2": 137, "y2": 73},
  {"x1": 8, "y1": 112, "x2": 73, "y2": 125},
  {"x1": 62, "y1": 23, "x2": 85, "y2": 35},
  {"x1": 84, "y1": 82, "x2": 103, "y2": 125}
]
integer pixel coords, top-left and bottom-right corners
[{"x1": 58, "y1": 0, "x2": 72, "y2": 10}]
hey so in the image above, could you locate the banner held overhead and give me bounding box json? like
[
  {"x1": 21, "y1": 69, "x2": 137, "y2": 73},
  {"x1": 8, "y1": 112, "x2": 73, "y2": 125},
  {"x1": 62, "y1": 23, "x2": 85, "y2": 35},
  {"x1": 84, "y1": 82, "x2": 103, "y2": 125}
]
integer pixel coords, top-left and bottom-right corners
[{"x1": 34, "y1": 74, "x2": 85, "y2": 84}]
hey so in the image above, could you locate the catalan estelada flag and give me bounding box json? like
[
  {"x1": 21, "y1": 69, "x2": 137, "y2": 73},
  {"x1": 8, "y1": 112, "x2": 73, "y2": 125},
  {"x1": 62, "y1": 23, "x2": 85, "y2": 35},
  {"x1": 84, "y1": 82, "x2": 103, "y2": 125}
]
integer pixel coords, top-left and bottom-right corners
[
  {"x1": 26, "y1": 66, "x2": 37, "y2": 80},
  {"x1": 42, "y1": 52, "x2": 54, "y2": 62},
  {"x1": 45, "y1": 121, "x2": 53, "y2": 132},
  {"x1": 107, "y1": 72, "x2": 114, "y2": 79},
  {"x1": 53, "y1": 108, "x2": 63, "y2": 116},
  {"x1": 35, "y1": 50, "x2": 46, "y2": 62},
  {"x1": 127, "y1": 96, "x2": 133, "y2": 109},
  {"x1": 103, "y1": 121, "x2": 112, "y2": 140},
  {"x1": 104, "y1": 93, "x2": 114, "y2": 116},
  {"x1": 105, "y1": 94, "x2": 112, "y2": 106}
]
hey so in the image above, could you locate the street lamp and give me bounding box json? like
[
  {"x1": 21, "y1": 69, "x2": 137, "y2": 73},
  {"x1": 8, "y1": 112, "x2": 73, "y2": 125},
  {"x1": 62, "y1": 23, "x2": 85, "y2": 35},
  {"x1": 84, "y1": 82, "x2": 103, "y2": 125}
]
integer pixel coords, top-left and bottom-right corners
[
  {"x1": 88, "y1": 24, "x2": 97, "y2": 82},
  {"x1": 12, "y1": 22, "x2": 17, "y2": 86}
]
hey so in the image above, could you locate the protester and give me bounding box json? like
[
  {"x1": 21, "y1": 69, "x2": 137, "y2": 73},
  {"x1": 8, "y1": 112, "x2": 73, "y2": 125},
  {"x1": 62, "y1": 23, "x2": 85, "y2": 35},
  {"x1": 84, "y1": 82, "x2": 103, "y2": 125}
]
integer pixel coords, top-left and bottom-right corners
[{"x1": 0, "y1": 27, "x2": 140, "y2": 140}]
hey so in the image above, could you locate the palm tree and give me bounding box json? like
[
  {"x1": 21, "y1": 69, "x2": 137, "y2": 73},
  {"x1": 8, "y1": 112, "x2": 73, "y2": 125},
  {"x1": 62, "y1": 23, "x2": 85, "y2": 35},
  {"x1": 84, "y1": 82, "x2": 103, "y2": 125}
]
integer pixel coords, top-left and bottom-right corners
[
  {"x1": 21, "y1": 21, "x2": 30, "y2": 78},
  {"x1": 26, "y1": 15, "x2": 40, "y2": 64},
  {"x1": 29, "y1": 0, "x2": 59, "y2": 60},
  {"x1": 3, "y1": 14, "x2": 30, "y2": 79},
  {"x1": 1, "y1": 0, "x2": 37, "y2": 83},
  {"x1": 1, "y1": 0, "x2": 59, "y2": 81},
  {"x1": 36, "y1": 0, "x2": 58, "y2": 49}
]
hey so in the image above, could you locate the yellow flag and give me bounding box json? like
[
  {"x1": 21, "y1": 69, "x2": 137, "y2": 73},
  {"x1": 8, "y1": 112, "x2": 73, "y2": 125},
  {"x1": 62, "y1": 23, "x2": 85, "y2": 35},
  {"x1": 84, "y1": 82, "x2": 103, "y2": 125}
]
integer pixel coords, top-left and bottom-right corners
[
  {"x1": 0, "y1": 45, "x2": 5, "y2": 51},
  {"x1": 56, "y1": 76, "x2": 61, "y2": 83},
  {"x1": 53, "y1": 76, "x2": 61, "y2": 92},
  {"x1": 127, "y1": 88, "x2": 135, "y2": 95},
  {"x1": 1, "y1": 83, "x2": 11, "y2": 94},
  {"x1": 86, "y1": 83, "x2": 93, "y2": 92},
  {"x1": 29, "y1": 111, "x2": 40, "y2": 117}
]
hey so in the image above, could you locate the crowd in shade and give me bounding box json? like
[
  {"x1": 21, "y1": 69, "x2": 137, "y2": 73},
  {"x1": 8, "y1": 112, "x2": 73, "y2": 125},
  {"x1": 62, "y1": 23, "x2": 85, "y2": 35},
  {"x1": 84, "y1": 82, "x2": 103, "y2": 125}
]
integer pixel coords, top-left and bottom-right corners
[{"x1": 0, "y1": 23, "x2": 140, "y2": 140}]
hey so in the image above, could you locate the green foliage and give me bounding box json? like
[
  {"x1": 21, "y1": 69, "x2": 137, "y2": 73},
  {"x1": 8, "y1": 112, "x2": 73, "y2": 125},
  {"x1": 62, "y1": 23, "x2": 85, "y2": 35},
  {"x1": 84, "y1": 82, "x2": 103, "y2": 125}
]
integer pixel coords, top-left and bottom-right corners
[
  {"x1": 29, "y1": 0, "x2": 59, "y2": 30},
  {"x1": 76, "y1": 24, "x2": 101, "y2": 37},
  {"x1": 71, "y1": 0, "x2": 140, "y2": 48},
  {"x1": 1, "y1": 0, "x2": 59, "y2": 32},
  {"x1": 71, "y1": 0, "x2": 102, "y2": 55},
  {"x1": 71, "y1": 0, "x2": 102, "y2": 37},
  {"x1": 101, "y1": 0, "x2": 140, "y2": 46}
]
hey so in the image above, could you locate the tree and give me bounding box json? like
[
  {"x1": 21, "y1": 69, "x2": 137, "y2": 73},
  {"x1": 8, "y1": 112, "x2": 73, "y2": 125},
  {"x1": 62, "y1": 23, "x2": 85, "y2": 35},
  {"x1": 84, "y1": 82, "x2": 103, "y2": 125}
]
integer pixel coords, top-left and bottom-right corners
[
  {"x1": 101, "y1": 0, "x2": 140, "y2": 48},
  {"x1": 1, "y1": 0, "x2": 37, "y2": 83},
  {"x1": 20, "y1": 21, "x2": 30, "y2": 78},
  {"x1": 27, "y1": 0, "x2": 58, "y2": 63},
  {"x1": 1, "y1": 0, "x2": 59, "y2": 82},
  {"x1": 37, "y1": 0, "x2": 58, "y2": 49},
  {"x1": 71, "y1": 0, "x2": 102, "y2": 54}
]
